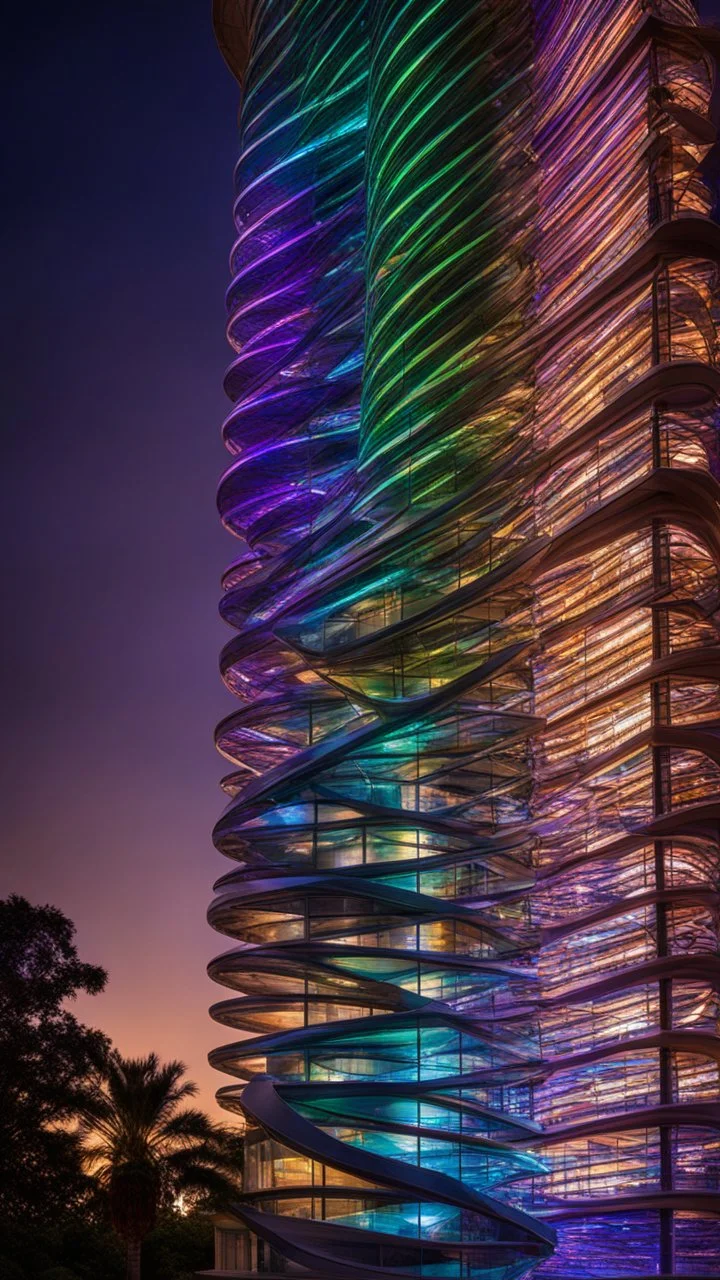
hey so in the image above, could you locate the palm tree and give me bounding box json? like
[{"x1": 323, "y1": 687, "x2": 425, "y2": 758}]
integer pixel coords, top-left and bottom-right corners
[{"x1": 80, "y1": 1052, "x2": 240, "y2": 1280}]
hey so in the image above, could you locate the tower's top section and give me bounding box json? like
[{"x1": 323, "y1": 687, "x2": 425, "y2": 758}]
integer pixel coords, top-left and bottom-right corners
[{"x1": 213, "y1": 0, "x2": 249, "y2": 83}]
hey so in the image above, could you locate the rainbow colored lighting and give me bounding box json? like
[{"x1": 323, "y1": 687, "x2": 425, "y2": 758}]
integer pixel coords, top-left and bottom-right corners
[{"x1": 209, "y1": 1, "x2": 720, "y2": 1276}]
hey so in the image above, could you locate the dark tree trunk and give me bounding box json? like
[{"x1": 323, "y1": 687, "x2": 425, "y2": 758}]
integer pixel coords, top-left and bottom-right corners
[
  {"x1": 126, "y1": 1236, "x2": 141, "y2": 1280},
  {"x1": 111, "y1": 1160, "x2": 157, "y2": 1280}
]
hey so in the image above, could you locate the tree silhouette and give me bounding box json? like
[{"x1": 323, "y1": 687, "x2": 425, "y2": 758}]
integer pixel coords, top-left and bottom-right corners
[
  {"x1": 80, "y1": 1053, "x2": 240, "y2": 1280},
  {"x1": 0, "y1": 894, "x2": 108, "y2": 1221}
]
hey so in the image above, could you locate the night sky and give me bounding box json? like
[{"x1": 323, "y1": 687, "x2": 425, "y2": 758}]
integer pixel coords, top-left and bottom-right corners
[
  {"x1": 2, "y1": 1, "x2": 239, "y2": 1118},
  {"x1": 2, "y1": 0, "x2": 720, "y2": 1120}
]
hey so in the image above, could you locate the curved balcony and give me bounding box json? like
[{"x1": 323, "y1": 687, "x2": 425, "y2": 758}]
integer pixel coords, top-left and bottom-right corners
[{"x1": 210, "y1": 1, "x2": 720, "y2": 1276}]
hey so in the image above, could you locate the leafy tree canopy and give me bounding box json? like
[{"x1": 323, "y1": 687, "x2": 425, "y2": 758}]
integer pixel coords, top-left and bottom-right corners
[
  {"x1": 0, "y1": 1210, "x2": 213, "y2": 1280},
  {"x1": 0, "y1": 894, "x2": 108, "y2": 1221},
  {"x1": 0, "y1": 896, "x2": 241, "y2": 1279}
]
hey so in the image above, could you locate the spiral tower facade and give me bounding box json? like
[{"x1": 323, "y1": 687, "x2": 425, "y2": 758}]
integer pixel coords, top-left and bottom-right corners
[{"x1": 209, "y1": 2, "x2": 720, "y2": 1277}]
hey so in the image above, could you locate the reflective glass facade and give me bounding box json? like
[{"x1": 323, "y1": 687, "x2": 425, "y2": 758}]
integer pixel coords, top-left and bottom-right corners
[{"x1": 209, "y1": 2, "x2": 720, "y2": 1276}]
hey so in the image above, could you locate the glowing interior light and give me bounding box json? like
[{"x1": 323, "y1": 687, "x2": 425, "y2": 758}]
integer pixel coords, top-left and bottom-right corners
[{"x1": 209, "y1": 0, "x2": 720, "y2": 1275}]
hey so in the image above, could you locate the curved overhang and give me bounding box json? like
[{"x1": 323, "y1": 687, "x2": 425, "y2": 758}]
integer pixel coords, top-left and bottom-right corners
[{"x1": 213, "y1": 0, "x2": 250, "y2": 84}]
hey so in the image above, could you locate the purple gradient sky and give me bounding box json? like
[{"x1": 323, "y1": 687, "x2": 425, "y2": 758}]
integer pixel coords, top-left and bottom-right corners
[
  {"x1": 1, "y1": 1, "x2": 240, "y2": 1118},
  {"x1": 2, "y1": 0, "x2": 720, "y2": 1122}
]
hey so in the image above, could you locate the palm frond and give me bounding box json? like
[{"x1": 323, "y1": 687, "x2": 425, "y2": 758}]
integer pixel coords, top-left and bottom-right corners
[
  {"x1": 171, "y1": 1162, "x2": 240, "y2": 1202},
  {"x1": 154, "y1": 1108, "x2": 222, "y2": 1143},
  {"x1": 79, "y1": 1050, "x2": 241, "y2": 1222}
]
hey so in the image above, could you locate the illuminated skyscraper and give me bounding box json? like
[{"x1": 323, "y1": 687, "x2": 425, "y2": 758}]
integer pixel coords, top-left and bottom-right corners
[{"x1": 208, "y1": 2, "x2": 720, "y2": 1276}]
